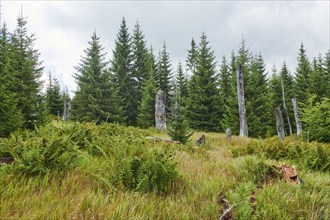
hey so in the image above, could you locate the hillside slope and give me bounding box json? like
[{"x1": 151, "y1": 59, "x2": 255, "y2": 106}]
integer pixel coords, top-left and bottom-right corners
[{"x1": 0, "y1": 122, "x2": 329, "y2": 219}]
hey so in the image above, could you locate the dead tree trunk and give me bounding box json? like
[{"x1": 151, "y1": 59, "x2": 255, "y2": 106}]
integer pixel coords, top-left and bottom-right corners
[
  {"x1": 62, "y1": 99, "x2": 71, "y2": 121},
  {"x1": 275, "y1": 106, "x2": 285, "y2": 140},
  {"x1": 281, "y1": 77, "x2": 292, "y2": 135},
  {"x1": 155, "y1": 90, "x2": 166, "y2": 131},
  {"x1": 292, "y1": 97, "x2": 302, "y2": 137},
  {"x1": 237, "y1": 64, "x2": 248, "y2": 137},
  {"x1": 226, "y1": 128, "x2": 232, "y2": 140}
]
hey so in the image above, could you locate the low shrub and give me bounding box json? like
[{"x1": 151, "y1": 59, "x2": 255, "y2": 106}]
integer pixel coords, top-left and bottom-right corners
[
  {"x1": 230, "y1": 137, "x2": 330, "y2": 172},
  {"x1": 0, "y1": 122, "x2": 179, "y2": 193}
]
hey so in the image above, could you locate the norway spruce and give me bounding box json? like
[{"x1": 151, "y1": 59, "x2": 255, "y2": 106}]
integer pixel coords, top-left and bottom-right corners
[
  {"x1": 131, "y1": 22, "x2": 149, "y2": 106},
  {"x1": 0, "y1": 24, "x2": 24, "y2": 137},
  {"x1": 294, "y1": 43, "x2": 312, "y2": 107},
  {"x1": 111, "y1": 18, "x2": 137, "y2": 125},
  {"x1": 155, "y1": 43, "x2": 173, "y2": 106},
  {"x1": 45, "y1": 72, "x2": 63, "y2": 117},
  {"x1": 137, "y1": 51, "x2": 157, "y2": 128},
  {"x1": 10, "y1": 15, "x2": 45, "y2": 129},
  {"x1": 72, "y1": 32, "x2": 123, "y2": 123},
  {"x1": 167, "y1": 86, "x2": 193, "y2": 144},
  {"x1": 187, "y1": 33, "x2": 220, "y2": 132}
]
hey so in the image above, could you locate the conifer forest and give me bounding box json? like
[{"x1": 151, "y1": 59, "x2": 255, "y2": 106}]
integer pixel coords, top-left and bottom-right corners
[{"x1": 0, "y1": 12, "x2": 329, "y2": 220}]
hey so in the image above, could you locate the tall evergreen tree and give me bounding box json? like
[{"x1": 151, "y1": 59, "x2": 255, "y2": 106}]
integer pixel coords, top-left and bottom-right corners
[
  {"x1": 218, "y1": 56, "x2": 231, "y2": 131},
  {"x1": 110, "y1": 18, "x2": 137, "y2": 125},
  {"x1": 222, "y1": 38, "x2": 253, "y2": 135},
  {"x1": 186, "y1": 38, "x2": 198, "y2": 73},
  {"x1": 131, "y1": 22, "x2": 149, "y2": 106},
  {"x1": 155, "y1": 43, "x2": 173, "y2": 105},
  {"x1": 0, "y1": 24, "x2": 24, "y2": 137},
  {"x1": 45, "y1": 72, "x2": 63, "y2": 117},
  {"x1": 10, "y1": 15, "x2": 45, "y2": 129},
  {"x1": 245, "y1": 54, "x2": 273, "y2": 137},
  {"x1": 269, "y1": 65, "x2": 282, "y2": 128},
  {"x1": 280, "y1": 62, "x2": 295, "y2": 135},
  {"x1": 187, "y1": 33, "x2": 220, "y2": 131},
  {"x1": 310, "y1": 55, "x2": 326, "y2": 101},
  {"x1": 137, "y1": 50, "x2": 157, "y2": 128},
  {"x1": 294, "y1": 43, "x2": 312, "y2": 107},
  {"x1": 167, "y1": 85, "x2": 193, "y2": 144},
  {"x1": 221, "y1": 51, "x2": 240, "y2": 134},
  {"x1": 176, "y1": 61, "x2": 188, "y2": 103},
  {"x1": 72, "y1": 32, "x2": 123, "y2": 123},
  {"x1": 322, "y1": 50, "x2": 330, "y2": 98}
]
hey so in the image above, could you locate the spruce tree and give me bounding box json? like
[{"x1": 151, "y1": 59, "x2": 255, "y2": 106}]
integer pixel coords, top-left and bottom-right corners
[
  {"x1": 322, "y1": 50, "x2": 330, "y2": 98},
  {"x1": 310, "y1": 55, "x2": 327, "y2": 101},
  {"x1": 222, "y1": 39, "x2": 253, "y2": 135},
  {"x1": 10, "y1": 15, "x2": 45, "y2": 129},
  {"x1": 269, "y1": 66, "x2": 282, "y2": 130},
  {"x1": 186, "y1": 38, "x2": 198, "y2": 73},
  {"x1": 131, "y1": 22, "x2": 149, "y2": 106},
  {"x1": 110, "y1": 18, "x2": 137, "y2": 125},
  {"x1": 45, "y1": 72, "x2": 63, "y2": 117},
  {"x1": 245, "y1": 54, "x2": 273, "y2": 137},
  {"x1": 167, "y1": 85, "x2": 193, "y2": 144},
  {"x1": 221, "y1": 51, "x2": 239, "y2": 134},
  {"x1": 176, "y1": 61, "x2": 188, "y2": 103},
  {"x1": 0, "y1": 24, "x2": 24, "y2": 137},
  {"x1": 280, "y1": 62, "x2": 295, "y2": 135},
  {"x1": 155, "y1": 43, "x2": 173, "y2": 106},
  {"x1": 187, "y1": 33, "x2": 220, "y2": 132},
  {"x1": 137, "y1": 51, "x2": 157, "y2": 128},
  {"x1": 294, "y1": 43, "x2": 312, "y2": 107},
  {"x1": 72, "y1": 32, "x2": 123, "y2": 123},
  {"x1": 218, "y1": 56, "x2": 231, "y2": 131}
]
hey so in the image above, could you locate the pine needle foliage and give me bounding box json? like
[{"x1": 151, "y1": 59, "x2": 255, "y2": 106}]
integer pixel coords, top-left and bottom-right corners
[{"x1": 167, "y1": 86, "x2": 193, "y2": 144}]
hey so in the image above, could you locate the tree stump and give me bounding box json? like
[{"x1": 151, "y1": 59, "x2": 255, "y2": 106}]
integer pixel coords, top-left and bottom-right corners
[
  {"x1": 274, "y1": 106, "x2": 285, "y2": 140},
  {"x1": 226, "y1": 128, "x2": 232, "y2": 140},
  {"x1": 155, "y1": 90, "x2": 166, "y2": 131},
  {"x1": 63, "y1": 99, "x2": 71, "y2": 121},
  {"x1": 195, "y1": 134, "x2": 206, "y2": 146},
  {"x1": 281, "y1": 164, "x2": 301, "y2": 184}
]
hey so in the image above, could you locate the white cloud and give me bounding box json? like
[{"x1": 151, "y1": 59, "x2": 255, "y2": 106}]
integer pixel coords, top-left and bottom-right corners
[{"x1": 2, "y1": 1, "x2": 329, "y2": 95}]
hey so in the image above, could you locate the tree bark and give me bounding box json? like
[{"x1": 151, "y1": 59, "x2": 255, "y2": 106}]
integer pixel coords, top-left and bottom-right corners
[
  {"x1": 63, "y1": 99, "x2": 71, "y2": 121},
  {"x1": 292, "y1": 97, "x2": 302, "y2": 137},
  {"x1": 281, "y1": 77, "x2": 292, "y2": 135},
  {"x1": 237, "y1": 64, "x2": 248, "y2": 137},
  {"x1": 274, "y1": 106, "x2": 285, "y2": 140},
  {"x1": 155, "y1": 90, "x2": 166, "y2": 131},
  {"x1": 226, "y1": 128, "x2": 232, "y2": 140}
]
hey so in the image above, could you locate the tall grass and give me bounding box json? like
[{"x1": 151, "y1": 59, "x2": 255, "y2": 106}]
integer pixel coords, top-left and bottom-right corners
[{"x1": 0, "y1": 124, "x2": 329, "y2": 219}]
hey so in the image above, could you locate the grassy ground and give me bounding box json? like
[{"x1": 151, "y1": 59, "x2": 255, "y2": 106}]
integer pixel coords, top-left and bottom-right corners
[{"x1": 0, "y1": 123, "x2": 329, "y2": 219}]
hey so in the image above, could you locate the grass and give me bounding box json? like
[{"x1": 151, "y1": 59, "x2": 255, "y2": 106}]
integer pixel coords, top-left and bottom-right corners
[{"x1": 0, "y1": 123, "x2": 329, "y2": 219}]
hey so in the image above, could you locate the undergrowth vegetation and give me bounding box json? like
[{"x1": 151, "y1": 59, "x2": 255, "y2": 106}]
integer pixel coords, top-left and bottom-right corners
[
  {"x1": 231, "y1": 136, "x2": 330, "y2": 172},
  {"x1": 0, "y1": 122, "x2": 178, "y2": 193},
  {"x1": 0, "y1": 122, "x2": 329, "y2": 219}
]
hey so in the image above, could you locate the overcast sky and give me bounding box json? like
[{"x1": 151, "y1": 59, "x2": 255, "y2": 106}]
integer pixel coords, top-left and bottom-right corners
[{"x1": 2, "y1": 1, "x2": 329, "y2": 95}]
